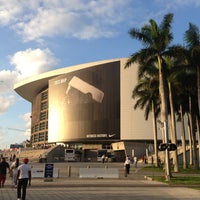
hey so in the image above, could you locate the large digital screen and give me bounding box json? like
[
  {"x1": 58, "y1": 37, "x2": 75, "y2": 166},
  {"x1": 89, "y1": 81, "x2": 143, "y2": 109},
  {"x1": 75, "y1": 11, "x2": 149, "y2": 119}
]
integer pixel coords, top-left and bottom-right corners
[{"x1": 48, "y1": 61, "x2": 120, "y2": 143}]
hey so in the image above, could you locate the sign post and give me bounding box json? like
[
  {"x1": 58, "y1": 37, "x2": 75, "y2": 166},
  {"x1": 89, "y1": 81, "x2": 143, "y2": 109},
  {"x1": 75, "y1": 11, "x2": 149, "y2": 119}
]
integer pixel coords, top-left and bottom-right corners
[{"x1": 44, "y1": 163, "x2": 54, "y2": 182}]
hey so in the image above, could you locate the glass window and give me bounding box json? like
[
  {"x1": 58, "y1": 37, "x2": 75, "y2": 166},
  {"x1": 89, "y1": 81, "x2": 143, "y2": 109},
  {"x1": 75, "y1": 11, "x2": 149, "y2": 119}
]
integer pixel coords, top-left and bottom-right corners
[{"x1": 41, "y1": 91, "x2": 48, "y2": 101}]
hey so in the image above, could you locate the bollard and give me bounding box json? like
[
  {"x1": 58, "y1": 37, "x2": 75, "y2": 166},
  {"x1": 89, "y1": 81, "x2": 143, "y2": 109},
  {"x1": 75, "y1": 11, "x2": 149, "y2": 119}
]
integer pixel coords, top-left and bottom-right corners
[
  {"x1": 105, "y1": 165, "x2": 108, "y2": 168},
  {"x1": 67, "y1": 165, "x2": 71, "y2": 177},
  {"x1": 87, "y1": 165, "x2": 90, "y2": 168}
]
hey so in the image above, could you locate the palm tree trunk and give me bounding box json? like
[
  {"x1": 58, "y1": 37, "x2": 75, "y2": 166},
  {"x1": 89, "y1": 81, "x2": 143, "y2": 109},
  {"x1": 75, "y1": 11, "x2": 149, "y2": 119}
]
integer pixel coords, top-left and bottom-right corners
[
  {"x1": 152, "y1": 101, "x2": 158, "y2": 167},
  {"x1": 196, "y1": 116, "x2": 200, "y2": 167},
  {"x1": 168, "y1": 82, "x2": 179, "y2": 172},
  {"x1": 187, "y1": 113, "x2": 193, "y2": 166},
  {"x1": 158, "y1": 55, "x2": 171, "y2": 179},
  {"x1": 180, "y1": 105, "x2": 187, "y2": 169},
  {"x1": 189, "y1": 96, "x2": 198, "y2": 169},
  {"x1": 197, "y1": 66, "x2": 200, "y2": 116}
]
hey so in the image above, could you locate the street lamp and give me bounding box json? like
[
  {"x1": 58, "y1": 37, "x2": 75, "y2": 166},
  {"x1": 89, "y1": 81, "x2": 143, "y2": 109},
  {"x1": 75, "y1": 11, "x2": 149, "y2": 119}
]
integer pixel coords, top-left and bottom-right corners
[{"x1": 158, "y1": 120, "x2": 171, "y2": 181}]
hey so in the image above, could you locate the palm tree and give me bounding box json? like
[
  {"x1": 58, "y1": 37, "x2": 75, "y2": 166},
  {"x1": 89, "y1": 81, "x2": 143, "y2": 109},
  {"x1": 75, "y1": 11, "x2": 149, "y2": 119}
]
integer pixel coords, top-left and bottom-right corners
[
  {"x1": 173, "y1": 68, "x2": 190, "y2": 169},
  {"x1": 163, "y1": 57, "x2": 179, "y2": 172},
  {"x1": 125, "y1": 13, "x2": 175, "y2": 180},
  {"x1": 179, "y1": 104, "x2": 188, "y2": 169},
  {"x1": 167, "y1": 43, "x2": 198, "y2": 169},
  {"x1": 184, "y1": 23, "x2": 200, "y2": 170},
  {"x1": 182, "y1": 68, "x2": 198, "y2": 169},
  {"x1": 132, "y1": 73, "x2": 160, "y2": 167},
  {"x1": 184, "y1": 23, "x2": 200, "y2": 117}
]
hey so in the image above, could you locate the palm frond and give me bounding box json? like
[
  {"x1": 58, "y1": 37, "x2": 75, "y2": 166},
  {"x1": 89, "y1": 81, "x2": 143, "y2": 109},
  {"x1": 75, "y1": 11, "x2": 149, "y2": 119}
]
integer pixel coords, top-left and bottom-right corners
[{"x1": 184, "y1": 23, "x2": 200, "y2": 48}]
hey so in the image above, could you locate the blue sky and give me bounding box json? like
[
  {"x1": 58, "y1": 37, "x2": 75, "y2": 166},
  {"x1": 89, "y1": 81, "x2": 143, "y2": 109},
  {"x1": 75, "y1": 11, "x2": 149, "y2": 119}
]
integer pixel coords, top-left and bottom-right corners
[{"x1": 0, "y1": 0, "x2": 200, "y2": 149}]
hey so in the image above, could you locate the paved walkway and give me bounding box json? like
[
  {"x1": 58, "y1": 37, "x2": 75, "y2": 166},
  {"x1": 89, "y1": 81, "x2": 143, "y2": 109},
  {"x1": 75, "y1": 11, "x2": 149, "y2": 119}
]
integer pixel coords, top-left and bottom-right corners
[
  {"x1": 1, "y1": 178, "x2": 200, "y2": 200},
  {"x1": 1, "y1": 162, "x2": 200, "y2": 199}
]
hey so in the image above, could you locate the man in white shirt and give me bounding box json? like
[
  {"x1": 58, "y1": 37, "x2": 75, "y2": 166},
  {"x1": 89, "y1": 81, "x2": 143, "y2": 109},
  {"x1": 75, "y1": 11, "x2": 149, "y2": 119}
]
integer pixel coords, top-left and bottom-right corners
[
  {"x1": 17, "y1": 158, "x2": 31, "y2": 200},
  {"x1": 124, "y1": 156, "x2": 131, "y2": 175}
]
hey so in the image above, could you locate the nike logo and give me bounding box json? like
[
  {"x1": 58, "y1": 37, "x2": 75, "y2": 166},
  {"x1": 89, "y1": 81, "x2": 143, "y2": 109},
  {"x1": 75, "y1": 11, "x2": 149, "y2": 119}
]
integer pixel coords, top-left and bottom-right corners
[{"x1": 108, "y1": 134, "x2": 115, "y2": 138}]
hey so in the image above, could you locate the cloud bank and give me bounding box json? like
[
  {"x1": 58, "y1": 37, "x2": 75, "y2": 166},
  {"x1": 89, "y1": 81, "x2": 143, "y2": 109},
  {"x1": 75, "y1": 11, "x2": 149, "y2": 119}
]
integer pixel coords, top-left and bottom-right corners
[
  {"x1": 11, "y1": 48, "x2": 58, "y2": 79},
  {"x1": 0, "y1": 0, "x2": 133, "y2": 42},
  {"x1": 0, "y1": 0, "x2": 199, "y2": 43},
  {"x1": 0, "y1": 47, "x2": 58, "y2": 114}
]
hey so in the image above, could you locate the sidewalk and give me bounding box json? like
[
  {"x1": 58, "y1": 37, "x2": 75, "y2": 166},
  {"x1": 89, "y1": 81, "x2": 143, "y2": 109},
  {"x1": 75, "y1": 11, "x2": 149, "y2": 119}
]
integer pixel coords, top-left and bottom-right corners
[
  {"x1": 1, "y1": 162, "x2": 200, "y2": 200},
  {"x1": 1, "y1": 176, "x2": 200, "y2": 200},
  {"x1": 3, "y1": 176, "x2": 168, "y2": 188}
]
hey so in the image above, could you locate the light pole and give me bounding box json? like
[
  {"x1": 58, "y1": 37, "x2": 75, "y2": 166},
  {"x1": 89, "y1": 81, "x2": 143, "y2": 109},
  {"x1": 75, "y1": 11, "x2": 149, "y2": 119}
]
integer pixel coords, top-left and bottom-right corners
[
  {"x1": 158, "y1": 120, "x2": 171, "y2": 181},
  {"x1": 163, "y1": 121, "x2": 171, "y2": 181}
]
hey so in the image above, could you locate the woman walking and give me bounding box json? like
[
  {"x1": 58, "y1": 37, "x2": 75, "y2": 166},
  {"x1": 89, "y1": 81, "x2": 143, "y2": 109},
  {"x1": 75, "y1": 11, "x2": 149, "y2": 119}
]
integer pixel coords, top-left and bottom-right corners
[{"x1": 10, "y1": 158, "x2": 20, "y2": 187}]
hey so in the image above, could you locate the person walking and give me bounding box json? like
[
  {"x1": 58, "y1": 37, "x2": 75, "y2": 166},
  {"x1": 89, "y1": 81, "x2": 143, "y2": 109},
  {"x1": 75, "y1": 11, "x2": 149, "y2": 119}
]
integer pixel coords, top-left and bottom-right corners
[
  {"x1": 101, "y1": 154, "x2": 105, "y2": 163},
  {"x1": 10, "y1": 158, "x2": 20, "y2": 187},
  {"x1": 0, "y1": 157, "x2": 10, "y2": 188},
  {"x1": 134, "y1": 156, "x2": 138, "y2": 168},
  {"x1": 124, "y1": 156, "x2": 131, "y2": 176},
  {"x1": 17, "y1": 158, "x2": 31, "y2": 200}
]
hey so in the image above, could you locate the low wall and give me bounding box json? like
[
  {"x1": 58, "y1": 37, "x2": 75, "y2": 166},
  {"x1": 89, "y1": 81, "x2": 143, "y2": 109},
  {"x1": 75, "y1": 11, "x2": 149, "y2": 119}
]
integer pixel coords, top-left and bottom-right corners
[
  {"x1": 31, "y1": 167, "x2": 59, "y2": 178},
  {"x1": 79, "y1": 168, "x2": 119, "y2": 178}
]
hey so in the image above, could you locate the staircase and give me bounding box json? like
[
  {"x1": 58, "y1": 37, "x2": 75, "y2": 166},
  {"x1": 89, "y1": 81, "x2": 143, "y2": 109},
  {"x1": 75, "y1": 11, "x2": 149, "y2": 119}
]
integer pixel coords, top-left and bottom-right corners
[{"x1": 40, "y1": 145, "x2": 65, "y2": 163}]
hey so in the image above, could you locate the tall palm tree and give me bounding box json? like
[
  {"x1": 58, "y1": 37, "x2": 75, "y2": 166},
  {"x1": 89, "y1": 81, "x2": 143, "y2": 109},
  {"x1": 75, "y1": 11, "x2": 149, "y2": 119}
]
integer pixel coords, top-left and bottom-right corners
[
  {"x1": 173, "y1": 67, "x2": 190, "y2": 169},
  {"x1": 132, "y1": 73, "x2": 160, "y2": 167},
  {"x1": 125, "y1": 13, "x2": 175, "y2": 179},
  {"x1": 179, "y1": 104, "x2": 188, "y2": 169},
  {"x1": 184, "y1": 23, "x2": 200, "y2": 170},
  {"x1": 168, "y1": 44, "x2": 198, "y2": 169},
  {"x1": 163, "y1": 57, "x2": 179, "y2": 172},
  {"x1": 183, "y1": 69, "x2": 198, "y2": 169},
  {"x1": 184, "y1": 23, "x2": 200, "y2": 117}
]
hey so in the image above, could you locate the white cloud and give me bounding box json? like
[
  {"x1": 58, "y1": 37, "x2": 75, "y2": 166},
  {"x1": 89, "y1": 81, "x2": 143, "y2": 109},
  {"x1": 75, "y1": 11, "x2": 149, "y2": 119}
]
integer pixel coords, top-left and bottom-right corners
[
  {"x1": 0, "y1": 47, "x2": 58, "y2": 115},
  {"x1": 0, "y1": 95, "x2": 16, "y2": 114},
  {"x1": 0, "y1": 70, "x2": 19, "y2": 114},
  {"x1": 0, "y1": 0, "x2": 200, "y2": 42},
  {"x1": 10, "y1": 48, "x2": 58, "y2": 79},
  {"x1": 0, "y1": 0, "x2": 23, "y2": 25},
  {"x1": 0, "y1": 0, "x2": 133, "y2": 42},
  {"x1": 0, "y1": 70, "x2": 19, "y2": 93},
  {"x1": 20, "y1": 112, "x2": 31, "y2": 137}
]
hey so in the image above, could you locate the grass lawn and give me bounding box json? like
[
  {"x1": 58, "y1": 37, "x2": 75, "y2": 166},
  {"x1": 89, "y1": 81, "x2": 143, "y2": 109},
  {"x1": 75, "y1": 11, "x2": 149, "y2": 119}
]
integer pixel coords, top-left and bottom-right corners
[{"x1": 141, "y1": 165, "x2": 200, "y2": 189}]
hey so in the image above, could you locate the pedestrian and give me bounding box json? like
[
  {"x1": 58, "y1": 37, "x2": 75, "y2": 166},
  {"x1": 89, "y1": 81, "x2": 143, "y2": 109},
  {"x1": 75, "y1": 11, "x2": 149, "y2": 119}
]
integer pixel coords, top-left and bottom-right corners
[
  {"x1": 134, "y1": 156, "x2": 138, "y2": 168},
  {"x1": 10, "y1": 157, "x2": 20, "y2": 187},
  {"x1": 101, "y1": 154, "x2": 105, "y2": 163},
  {"x1": 17, "y1": 158, "x2": 31, "y2": 200},
  {"x1": 0, "y1": 157, "x2": 10, "y2": 188},
  {"x1": 13, "y1": 154, "x2": 16, "y2": 161},
  {"x1": 124, "y1": 156, "x2": 131, "y2": 175}
]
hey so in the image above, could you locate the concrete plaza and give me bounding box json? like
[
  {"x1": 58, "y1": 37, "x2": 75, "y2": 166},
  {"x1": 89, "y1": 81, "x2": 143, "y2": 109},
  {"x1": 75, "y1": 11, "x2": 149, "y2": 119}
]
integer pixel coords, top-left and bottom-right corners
[{"x1": 0, "y1": 162, "x2": 200, "y2": 200}]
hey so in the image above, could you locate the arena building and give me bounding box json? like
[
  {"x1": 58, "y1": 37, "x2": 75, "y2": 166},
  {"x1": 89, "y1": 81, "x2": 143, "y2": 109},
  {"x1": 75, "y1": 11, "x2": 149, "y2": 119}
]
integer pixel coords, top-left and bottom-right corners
[{"x1": 14, "y1": 58, "x2": 159, "y2": 161}]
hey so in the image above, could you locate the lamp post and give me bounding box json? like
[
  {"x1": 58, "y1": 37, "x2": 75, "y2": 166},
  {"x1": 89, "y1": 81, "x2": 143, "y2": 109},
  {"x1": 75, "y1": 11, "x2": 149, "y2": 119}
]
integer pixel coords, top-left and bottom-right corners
[
  {"x1": 158, "y1": 120, "x2": 171, "y2": 181},
  {"x1": 163, "y1": 121, "x2": 171, "y2": 181}
]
